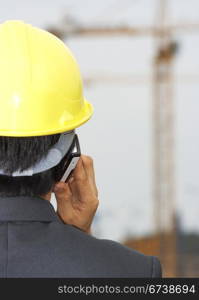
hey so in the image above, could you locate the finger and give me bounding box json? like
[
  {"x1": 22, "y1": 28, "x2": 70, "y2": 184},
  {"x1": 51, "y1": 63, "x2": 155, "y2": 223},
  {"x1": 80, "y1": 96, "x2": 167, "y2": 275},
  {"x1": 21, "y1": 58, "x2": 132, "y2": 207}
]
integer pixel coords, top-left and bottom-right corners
[
  {"x1": 72, "y1": 156, "x2": 87, "y2": 180},
  {"x1": 68, "y1": 174, "x2": 88, "y2": 200},
  {"x1": 81, "y1": 155, "x2": 95, "y2": 179},
  {"x1": 53, "y1": 181, "x2": 72, "y2": 202},
  {"x1": 69, "y1": 155, "x2": 98, "y2": 199},
  {"x1": 81, "y1": 155, "x2": 98, "y2": 196}
]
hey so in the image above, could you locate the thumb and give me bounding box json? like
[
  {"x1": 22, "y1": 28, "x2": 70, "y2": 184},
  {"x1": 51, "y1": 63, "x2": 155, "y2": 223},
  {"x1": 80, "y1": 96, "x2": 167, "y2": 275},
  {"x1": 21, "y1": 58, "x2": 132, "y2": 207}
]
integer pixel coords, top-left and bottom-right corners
[{"x1": 53, "y1": 182, "x2": 72, "y2": 202}]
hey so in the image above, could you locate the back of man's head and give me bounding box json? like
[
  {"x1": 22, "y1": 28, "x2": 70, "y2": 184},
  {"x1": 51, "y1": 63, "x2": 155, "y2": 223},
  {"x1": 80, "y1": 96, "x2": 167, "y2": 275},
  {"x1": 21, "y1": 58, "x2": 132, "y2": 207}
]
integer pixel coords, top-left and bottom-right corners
[{"x1": 0, "y1": 134, "x2": 60, "y2": 197}]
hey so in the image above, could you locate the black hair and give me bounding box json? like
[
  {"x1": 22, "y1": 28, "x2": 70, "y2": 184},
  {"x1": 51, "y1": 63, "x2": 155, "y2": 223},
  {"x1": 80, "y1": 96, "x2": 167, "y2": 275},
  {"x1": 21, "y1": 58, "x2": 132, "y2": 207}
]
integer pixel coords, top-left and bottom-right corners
[{"x1": 0, "y1": 134, "x2": 61, "y2": 197}]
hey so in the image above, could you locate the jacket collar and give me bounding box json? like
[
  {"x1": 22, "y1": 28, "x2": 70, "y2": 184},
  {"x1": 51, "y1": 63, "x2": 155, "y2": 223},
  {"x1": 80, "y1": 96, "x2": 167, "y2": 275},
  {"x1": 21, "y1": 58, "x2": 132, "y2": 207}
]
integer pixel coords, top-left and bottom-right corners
[{"x1": 0, "y1": 195, "x2": 61, "y2": 222}]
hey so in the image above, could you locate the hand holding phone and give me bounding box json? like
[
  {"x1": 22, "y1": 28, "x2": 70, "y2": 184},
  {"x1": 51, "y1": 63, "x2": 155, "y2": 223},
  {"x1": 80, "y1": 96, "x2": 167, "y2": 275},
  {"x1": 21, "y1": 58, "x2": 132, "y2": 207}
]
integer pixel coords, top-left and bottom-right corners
[{"x1": 53, "y1": 155, "x2": 99, "y2": 234}]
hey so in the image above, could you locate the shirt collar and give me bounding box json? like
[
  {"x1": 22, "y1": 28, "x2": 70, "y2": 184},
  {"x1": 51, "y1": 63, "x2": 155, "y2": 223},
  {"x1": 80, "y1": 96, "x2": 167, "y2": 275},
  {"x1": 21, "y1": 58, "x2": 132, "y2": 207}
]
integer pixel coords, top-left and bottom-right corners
[{"x1": 0, "y1": 195, "x2": 61, "y2": 222}]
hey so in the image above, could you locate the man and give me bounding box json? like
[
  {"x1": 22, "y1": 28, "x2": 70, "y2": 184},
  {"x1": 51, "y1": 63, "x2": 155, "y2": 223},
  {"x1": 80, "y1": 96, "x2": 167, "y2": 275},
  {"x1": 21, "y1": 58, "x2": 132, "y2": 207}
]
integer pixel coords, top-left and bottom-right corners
[{"x1": 0, "y1": 20, "x2": 162, "y2": 277}]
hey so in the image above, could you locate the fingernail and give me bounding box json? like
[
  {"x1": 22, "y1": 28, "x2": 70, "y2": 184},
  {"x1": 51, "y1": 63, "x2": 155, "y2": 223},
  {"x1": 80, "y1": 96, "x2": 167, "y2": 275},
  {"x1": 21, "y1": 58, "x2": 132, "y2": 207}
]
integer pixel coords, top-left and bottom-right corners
[{"x1": 69, "y1": 176, "x2": 74, "y2": 183}]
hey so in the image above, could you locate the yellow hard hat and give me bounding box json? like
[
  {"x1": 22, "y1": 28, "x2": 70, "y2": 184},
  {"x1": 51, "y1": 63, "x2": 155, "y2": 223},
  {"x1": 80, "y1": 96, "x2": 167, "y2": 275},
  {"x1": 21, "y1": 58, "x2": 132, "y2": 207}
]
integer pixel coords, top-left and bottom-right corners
[{"x1": 0, "y1": 20, "x2": 93, "y2": 136}]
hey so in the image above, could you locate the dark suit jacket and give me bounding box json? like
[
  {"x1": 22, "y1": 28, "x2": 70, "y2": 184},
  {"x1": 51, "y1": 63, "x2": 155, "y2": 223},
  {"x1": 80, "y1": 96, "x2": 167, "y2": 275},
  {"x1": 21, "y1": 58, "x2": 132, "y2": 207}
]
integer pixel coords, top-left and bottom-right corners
[{"x1": 0, "y1": 195, "x2": 162, "y2": 277}]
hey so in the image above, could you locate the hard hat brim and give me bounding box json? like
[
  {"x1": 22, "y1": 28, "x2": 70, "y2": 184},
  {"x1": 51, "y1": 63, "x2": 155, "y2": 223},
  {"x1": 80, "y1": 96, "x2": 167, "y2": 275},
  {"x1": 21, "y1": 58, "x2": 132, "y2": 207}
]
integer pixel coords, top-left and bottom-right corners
[{"x1": 0, "y1": 99, "x2": 93, "y2": 137}]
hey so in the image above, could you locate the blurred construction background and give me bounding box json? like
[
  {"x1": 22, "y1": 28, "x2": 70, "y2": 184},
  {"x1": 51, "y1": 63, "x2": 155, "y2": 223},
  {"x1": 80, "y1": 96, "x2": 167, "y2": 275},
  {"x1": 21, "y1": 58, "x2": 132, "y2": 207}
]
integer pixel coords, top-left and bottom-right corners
[{"x1": 1, "y1": 0, "x2": 199, "y2": 277}]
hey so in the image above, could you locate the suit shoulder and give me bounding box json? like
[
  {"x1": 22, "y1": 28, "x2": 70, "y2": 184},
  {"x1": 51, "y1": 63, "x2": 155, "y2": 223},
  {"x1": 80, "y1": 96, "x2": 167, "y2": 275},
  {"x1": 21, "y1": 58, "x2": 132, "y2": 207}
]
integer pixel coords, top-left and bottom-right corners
[
  {"x1": 52, "y1": 223, "x2": 162, "y2": 277},
  {"x1": 97, "y1": 238, "x2": 162, "y2": 277}
]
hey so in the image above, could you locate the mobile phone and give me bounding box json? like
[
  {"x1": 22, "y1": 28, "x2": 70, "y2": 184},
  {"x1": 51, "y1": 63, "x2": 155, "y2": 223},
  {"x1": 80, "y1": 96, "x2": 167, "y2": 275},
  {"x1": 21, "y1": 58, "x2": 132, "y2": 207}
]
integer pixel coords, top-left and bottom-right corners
[{"x1": 60, "y1": 134, "x2": 81, "y2": 182}]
